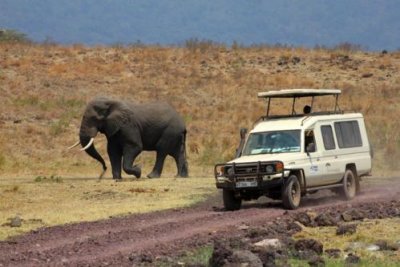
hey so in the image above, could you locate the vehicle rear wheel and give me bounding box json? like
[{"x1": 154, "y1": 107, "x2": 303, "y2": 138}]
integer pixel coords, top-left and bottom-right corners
[
  {"x1": 341, "y1": 169, "x2": 356, "y2": 200},
  {"x1": 222, "y1": 189, "x2": 242, "y2": 211},
  {"x1": 282, "y1": 175, "x2": 301, "y2": 210}
]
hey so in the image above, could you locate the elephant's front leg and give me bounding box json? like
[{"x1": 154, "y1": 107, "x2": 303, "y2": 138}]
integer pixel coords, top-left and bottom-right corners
[
  {"x1": 122, "y1": 145, "x2": 142, "y2": 178},
  {"x1": 107, "y1": 139, "x2": 122, "y2": 180}
]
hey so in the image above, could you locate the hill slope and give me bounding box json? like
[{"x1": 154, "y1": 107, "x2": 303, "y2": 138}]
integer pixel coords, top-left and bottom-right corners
[{"x1": 0, "y1": 43, "x2": 399, "y2": 178}]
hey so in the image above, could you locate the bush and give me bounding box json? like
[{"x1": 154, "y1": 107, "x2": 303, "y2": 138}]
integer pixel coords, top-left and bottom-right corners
[
  {"x1": 184, "y1": 38, "x2": 224, "y2": 53},
  {"x1": 333, "y1": 42, "x2": 364, "y2": 52},
  {"x1": 34, "y1": 175, "x2": 63, "y2": 183},
  {"x1": 0, "y1": 29, "x2": 32, "y2": 43}
]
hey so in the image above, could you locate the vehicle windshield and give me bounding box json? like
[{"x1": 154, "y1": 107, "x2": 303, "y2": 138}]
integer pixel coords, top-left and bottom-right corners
[{"x1": 242, "y1": 130, "x2": 301, "y2": 155}]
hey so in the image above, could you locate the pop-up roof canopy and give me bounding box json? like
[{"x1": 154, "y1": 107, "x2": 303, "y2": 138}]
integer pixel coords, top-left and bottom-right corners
[
  {"x1": 257, "y1": 89, "x2": 342, "y2": 118},
  {"x1": 258, "y1": 89, "x2": 341, "y2": 98}
]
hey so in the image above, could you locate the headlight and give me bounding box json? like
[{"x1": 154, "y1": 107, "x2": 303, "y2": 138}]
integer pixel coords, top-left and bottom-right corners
[
  {"x1": 266, "y1": 165, "x2": 274, "y2": 174},
  {"x1": 226, "y1": 167, "x2": 234, "y2": 176}
]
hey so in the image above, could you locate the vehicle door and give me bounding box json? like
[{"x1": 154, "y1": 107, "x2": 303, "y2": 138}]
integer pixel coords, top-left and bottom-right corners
[
  {"x1": 302, "y1": 129, "x2": 327, "y2": 187},
  {"x1": 319, "y1": 124, "x2": 342, "y2": 184}
]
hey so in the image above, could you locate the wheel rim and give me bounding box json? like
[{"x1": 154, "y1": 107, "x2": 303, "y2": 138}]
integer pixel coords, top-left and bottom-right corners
[
  {"x1": 291, "y1": 181, "x2": 301, "y2": 205},
  {"x1": 346, "y1": 172, "x2": 356, "y2": 197}
]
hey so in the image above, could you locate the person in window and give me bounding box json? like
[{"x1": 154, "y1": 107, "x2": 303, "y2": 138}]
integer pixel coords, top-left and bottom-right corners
[
  {"x1": 303, "y1": 105, "x2": 312, "y2": 114},
  {"x1": 305, "y1": 130, "x2": 316, "y2": 153}
]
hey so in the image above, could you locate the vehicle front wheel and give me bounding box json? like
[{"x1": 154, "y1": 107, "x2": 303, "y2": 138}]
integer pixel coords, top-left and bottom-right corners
[
  {"x1": 341, "y1": 169, "x2": 357, "y2": 200},
  {"x1": 222, "y1": 189, "x2": 242, "y2": 211},
  {"x1": 282, "y1": 175, "x2": 301, "y2": 210}
]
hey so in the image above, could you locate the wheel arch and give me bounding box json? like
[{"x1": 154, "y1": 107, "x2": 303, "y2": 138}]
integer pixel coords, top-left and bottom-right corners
[
  {"x1": 345, "y1": 163, "x2": 358, "y2": 177},
  {"x1": 345, "y1": 163, "x2": 360, "y2": 193}
]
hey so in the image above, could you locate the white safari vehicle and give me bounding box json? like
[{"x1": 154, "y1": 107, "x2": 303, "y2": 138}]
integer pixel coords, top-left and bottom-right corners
[{"x1": 215, "y1": 89, "x2": 372, "y2": 210}]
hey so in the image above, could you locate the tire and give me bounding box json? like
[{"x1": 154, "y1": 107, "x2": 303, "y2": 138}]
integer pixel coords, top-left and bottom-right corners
[
  {"x1": 341, "y1": 169, "x2": 357, "y2": 200},
  {"x1": 282, "y1": 175, "x2": 301, "y2": 210},
  {"x1": 222, "y1": 189, "x2": 242, "y2": 211}
]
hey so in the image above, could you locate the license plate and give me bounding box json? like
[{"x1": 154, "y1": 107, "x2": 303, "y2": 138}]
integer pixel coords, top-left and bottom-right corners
[{"x1": 236, "y1": 181, "x2": 257, "y2": 188}]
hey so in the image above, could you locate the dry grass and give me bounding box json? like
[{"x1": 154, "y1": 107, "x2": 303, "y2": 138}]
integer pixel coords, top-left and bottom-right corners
[{"x1": 0, "y1": 176, "x2": 215, "y2": 240}]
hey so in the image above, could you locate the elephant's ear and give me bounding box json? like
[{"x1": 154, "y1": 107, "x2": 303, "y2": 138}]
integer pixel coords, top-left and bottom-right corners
[{"x1": 104, "y1": 102, "x2": 125, "y2": 136}]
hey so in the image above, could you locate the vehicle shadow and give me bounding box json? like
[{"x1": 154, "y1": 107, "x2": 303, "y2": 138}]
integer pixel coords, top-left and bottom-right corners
[{"x1": 216, "y1": 189, "x2": 354, "y2": 211}]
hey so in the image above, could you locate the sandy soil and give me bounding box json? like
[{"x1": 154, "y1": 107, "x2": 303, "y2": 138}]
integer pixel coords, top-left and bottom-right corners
[{"x1": 0, "y1": 180, "x2": 399, "y2": 266}]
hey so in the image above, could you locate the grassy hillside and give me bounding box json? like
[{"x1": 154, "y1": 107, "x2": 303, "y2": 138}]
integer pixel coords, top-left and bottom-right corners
[{"x1": 0, "y1": 43, "x2": 399, "y2": 178}]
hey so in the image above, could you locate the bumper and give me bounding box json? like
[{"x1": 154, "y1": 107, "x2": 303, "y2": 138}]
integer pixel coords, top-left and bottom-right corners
[{"x1": 215, "y1": 176, "x2": 284, "y2": 190}]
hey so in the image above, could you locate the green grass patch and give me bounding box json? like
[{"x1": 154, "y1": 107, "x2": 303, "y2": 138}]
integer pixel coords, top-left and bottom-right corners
[
  {"x1": 153, "y1": 245, "x2": 213, "y2": 266},
  {"x1": 293, "y1": 217, "x2": 400, "y2": 265},
  {"x1": 178, "y1": 245, "x2": 213, "y2": 266},
  {"x1": 0, "y1": 176, "x2": 216, "y2": 240},
  {"x1": 289, "y1": 257, "x2": 400, "y2": 267}
]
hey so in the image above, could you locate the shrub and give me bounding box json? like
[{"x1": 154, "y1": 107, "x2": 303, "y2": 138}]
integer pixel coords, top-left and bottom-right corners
[
  {"x1": 184, "y1": 38, "x2": 223, "y2": 53},
  {"x1": 333, "y1": 42, "x2": 364, "y2": 52},
  {"x1": 0, "y1": 29, "x2": 32, "y2": 43},
  {"x1": 34, "y1": 175, "x2": 63, "y2": 183}
]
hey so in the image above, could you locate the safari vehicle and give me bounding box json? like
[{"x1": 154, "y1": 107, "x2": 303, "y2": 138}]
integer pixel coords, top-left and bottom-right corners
[{"x1": 215, "y1": 89, "x2": 372, "y2": 210}]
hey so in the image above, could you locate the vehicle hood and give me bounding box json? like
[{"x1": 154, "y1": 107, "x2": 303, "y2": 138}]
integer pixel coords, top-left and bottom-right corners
[{"x1": 229, "y1": 153, "x2": 302, "y2": 164}]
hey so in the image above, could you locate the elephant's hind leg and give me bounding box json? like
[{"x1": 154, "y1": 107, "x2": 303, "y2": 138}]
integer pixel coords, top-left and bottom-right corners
[
  {"x1": 173, "y1": 151, "x2": 188, "y2": 178},
  {"x1": 171, "y1": 132, "x2": 188, "y2": 178},
  {"x1": 147, "y1": 152, "x2": 167, "y2": 178}
]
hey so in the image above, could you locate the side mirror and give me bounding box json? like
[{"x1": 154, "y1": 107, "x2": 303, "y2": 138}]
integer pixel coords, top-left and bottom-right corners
[
  {"x1": 235, "y1": 128, "x2": 248, "y2": 158},
  {"x1": 306, "y1": 143, "x2": 316, "y2": 155},
  {"x1": 240, "y1": 128, "x2": 247, "y2": 139}
]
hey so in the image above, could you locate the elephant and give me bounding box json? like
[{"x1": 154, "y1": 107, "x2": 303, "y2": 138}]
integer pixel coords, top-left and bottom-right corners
[{"x1": 69, "y1": 97, "x2": 189, "y2": 179}]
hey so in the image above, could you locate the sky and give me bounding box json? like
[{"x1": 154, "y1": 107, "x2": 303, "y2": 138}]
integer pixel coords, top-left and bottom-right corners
[{"x1": 1, "y1": 1, "x2": 399, "y2": 50}]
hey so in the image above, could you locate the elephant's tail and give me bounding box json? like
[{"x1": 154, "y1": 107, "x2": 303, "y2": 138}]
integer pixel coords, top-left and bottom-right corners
[
  {"x1": 182, "y1": 129, "x2": 187, "y2": 157},
  {"x1": 180, "y1": 130, "x2": 189, "y2": 177}
]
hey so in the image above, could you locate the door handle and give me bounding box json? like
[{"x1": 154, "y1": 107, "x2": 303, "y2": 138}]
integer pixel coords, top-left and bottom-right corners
[{"x1": 326, "y1": 163, "x2": 331, "y2": 167}]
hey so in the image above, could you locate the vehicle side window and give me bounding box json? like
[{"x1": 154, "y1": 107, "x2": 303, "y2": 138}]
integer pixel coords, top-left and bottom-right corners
[
  {"x1": 321, "y1": 125, "x2": 335, "y2": 150},
  {"x1": 334, "y1": 121, "x2": 362, "y2": 148},
  {"x1": 304, "y1": 130, "x2": 316, "y2": 153}
]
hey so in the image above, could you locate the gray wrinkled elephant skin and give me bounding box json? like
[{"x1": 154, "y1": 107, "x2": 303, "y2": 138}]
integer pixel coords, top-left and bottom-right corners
[{"x1": 77, "y1": 97, "x2": 188, "y2": 179}]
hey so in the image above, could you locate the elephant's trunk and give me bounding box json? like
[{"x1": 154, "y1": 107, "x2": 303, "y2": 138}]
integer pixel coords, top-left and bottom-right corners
[{"x1": 79, "y1": 135, "x2": 107, "y2": 172}]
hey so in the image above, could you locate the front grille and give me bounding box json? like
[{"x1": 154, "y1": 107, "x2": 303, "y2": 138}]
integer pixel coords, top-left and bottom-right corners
[
  {"x1": 234, "y1": 164, "x2": 274, "y2": 175},
  {"x1": 215, "y1": 161, "x2": 283, "y2": 181},
  {"x1": 220, "y1": 162, "x2": 280, "y2": 179}
]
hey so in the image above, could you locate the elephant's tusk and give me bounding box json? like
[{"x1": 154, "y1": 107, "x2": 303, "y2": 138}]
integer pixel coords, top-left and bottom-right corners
[
  {"x1": 80, "y1": 138, "x2": 94, "y2": 151},
  {"x1": 68, "y1": 141, "x2": 80, "y2": 150}
]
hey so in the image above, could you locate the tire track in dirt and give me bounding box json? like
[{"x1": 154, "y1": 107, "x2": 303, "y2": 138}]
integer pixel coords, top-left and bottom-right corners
[
  {"x1": 0, "y1": 181, "x2": 399, "y2": 266},
  {"x1": 0, "y1": 204, "x2": 286, "y2": 266}
]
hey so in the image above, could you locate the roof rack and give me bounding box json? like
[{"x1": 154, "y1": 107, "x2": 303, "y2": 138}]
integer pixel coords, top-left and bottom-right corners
[{"x1": 257, "y1": 89, "x2": 342, "y2": 117}]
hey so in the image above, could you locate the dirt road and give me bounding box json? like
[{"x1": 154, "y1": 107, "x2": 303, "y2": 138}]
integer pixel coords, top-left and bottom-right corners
[{"x1": 0, "y1": 181, "x2": 399, "y2": 266}]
